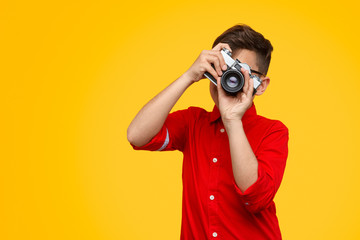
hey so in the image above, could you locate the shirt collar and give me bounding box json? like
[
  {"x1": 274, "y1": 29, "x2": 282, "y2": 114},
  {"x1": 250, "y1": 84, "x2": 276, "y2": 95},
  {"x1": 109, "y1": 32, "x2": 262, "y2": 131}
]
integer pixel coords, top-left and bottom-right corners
[{"x1": 210, "y1": 102, "x2": 257, "y2": 123}]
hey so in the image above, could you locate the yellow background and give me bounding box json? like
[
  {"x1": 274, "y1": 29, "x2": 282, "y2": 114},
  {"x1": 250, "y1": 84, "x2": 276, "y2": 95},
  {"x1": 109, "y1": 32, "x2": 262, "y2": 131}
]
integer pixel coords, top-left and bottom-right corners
[{"x1": 2, "y1": 0, "x2": 360, "y2": 239}]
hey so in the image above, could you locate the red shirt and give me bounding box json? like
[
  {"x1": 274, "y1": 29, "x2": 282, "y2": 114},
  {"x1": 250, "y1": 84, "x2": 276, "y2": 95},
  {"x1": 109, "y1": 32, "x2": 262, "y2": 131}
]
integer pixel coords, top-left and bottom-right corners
[{"x1": 132, "y1": 103, "x2": 289, "y2": 240}]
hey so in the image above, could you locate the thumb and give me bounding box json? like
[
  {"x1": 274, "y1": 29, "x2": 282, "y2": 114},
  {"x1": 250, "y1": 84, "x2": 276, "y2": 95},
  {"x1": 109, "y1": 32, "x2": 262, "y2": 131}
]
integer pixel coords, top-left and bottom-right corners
[{"x1": 216, "y1": 76, "x2": 226, "y2": 98}]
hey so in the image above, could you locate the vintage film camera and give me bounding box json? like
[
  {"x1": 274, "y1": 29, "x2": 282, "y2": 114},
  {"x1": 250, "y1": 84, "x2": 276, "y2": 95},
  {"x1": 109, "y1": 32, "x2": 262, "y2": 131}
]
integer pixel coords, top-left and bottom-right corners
[{"x1": 204, "y1": 48, "x2": 262, "y2": 95}]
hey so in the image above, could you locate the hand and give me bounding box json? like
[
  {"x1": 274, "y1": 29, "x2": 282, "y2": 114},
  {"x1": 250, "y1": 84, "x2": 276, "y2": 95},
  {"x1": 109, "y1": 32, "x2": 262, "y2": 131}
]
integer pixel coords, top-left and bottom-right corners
[
  {"x1": 183, "y1": 43, "x2": 232, "y2": 83},
  {"x1": 216, "y1": 68, "x2": 255, "y2": 124}
]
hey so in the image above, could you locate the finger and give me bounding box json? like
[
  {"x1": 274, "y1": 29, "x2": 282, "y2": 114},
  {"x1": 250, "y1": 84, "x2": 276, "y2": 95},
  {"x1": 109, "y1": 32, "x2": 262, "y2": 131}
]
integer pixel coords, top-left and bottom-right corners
[
  {"x1": 216, "y1": 73, "x2": 226, "y2": 98},
  {"x1": 207, "y1": 54, "x2": 223, "y2": 76},
  {"x1": 241, "y1": 68, "x2": 250, "y2": 94},
  {"x1": 242, "y1": 68, "x2": 254, "y2": 98},
  {"x1": 200, "y1": 50, "x2": 222, "y2": 75},
  {"x1": 208, "y1": 51, "x2": 227, "y2": 71},
  {"x1": 204, "y1": 62, "x2": 219, "y2": 81},
  {"x1": 212, "y1": 42, "x2": 232, "y2": 53},
  {"x1": 247, "y1": 75, "x2": 254, "y2": 98}
]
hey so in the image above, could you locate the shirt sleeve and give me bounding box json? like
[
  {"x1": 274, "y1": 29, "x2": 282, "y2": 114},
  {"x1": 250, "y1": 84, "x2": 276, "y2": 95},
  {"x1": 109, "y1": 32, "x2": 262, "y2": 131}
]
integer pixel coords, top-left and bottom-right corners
[
  {"x1": 233, "y1": 120, "x2": 289, "y2": 213},
  {"x1": 130, "y1": 108, "x2": 190, "y2": 152}
]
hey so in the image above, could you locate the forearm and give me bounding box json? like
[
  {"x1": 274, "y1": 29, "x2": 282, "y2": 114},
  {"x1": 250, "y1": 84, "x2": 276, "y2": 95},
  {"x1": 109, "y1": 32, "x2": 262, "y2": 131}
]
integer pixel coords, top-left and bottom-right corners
[
  {"x1": 128, "y1": 42, "x2": 232, "y2": 147},
  {"x1": 225, "y1": 120, "x2": 258, "y2": 192},
  {"x1": 127, "y1": 73, "x2": 193, "y2": 147}
]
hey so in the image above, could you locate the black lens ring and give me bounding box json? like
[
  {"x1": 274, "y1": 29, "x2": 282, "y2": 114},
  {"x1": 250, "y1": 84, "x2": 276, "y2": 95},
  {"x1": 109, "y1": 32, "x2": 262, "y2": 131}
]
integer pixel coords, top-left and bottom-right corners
[{"x1": 221, "y1": 69, "x2": 245, "y2": 94}]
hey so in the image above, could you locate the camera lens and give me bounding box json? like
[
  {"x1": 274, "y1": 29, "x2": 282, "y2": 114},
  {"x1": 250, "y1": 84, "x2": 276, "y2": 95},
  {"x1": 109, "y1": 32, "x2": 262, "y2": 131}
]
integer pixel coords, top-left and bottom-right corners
[
  {"x1": 226, "y1": 75, "x2": 240, "y2": 88},
  {"x1": 221, "y1": 69, "x2": 244, "y2": 94}
]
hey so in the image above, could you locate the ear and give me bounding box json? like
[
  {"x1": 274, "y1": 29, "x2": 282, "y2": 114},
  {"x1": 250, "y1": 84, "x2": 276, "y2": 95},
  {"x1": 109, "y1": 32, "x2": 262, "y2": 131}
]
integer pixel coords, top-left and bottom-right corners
[{"x1": 255, "y1": 76, "x2": 270, "y2": 96}]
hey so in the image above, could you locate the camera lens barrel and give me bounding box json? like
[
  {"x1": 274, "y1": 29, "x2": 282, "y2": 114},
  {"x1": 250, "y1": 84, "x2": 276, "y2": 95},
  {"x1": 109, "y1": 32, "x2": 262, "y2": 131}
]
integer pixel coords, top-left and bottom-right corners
[{"x1": 221, "y1": 69, "x2": 245, "y2": 94}]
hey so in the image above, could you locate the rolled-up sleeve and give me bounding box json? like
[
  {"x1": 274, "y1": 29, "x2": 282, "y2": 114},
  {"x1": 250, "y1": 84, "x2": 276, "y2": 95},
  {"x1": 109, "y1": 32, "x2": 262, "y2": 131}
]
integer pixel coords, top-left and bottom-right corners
[
  {"x1": 234, "y1": 121, "x2": 289, "y2": 213},
  {"x1": 130, "y1": 108, "x2": 190, "y2": 152}
]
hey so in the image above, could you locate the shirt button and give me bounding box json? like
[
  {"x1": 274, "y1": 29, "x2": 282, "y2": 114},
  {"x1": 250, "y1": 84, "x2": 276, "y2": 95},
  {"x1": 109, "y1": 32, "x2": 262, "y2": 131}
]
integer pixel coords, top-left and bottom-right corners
[
  {"x1": 212, "y1": 158, "x2": 218, "y2": 163},
  {"x1": 245, "y1": 202, "x2": 249, "y2": 205},
  {"x1": 210, "y1": 195, "x2": 215, "y2": 200},
  {"x1": 212, "y1": 232, "x2": 218, "y2": 238},
  {"x1": 220, "y1": 128, "x2": 225, "y2": 133}
]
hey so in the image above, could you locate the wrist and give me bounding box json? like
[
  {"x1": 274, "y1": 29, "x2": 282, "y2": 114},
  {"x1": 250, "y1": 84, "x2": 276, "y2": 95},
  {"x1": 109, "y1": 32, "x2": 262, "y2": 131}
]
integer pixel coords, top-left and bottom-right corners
[
  {"x1": 223, "y1": 118, "x2": 243, "y2": 134},
  {"x1": 180, "y1": 72, "x2": 197, "y2": 85},
  {"x1": 221, "y1": 112, "x2": 244, "y2": 125}
]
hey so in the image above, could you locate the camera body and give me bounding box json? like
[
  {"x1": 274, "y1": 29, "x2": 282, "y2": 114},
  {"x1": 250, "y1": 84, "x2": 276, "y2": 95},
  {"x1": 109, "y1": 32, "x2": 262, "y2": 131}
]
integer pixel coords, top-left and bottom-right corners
[{"x1": 204, "y1": 48, "x2": 262, "y2": 95}]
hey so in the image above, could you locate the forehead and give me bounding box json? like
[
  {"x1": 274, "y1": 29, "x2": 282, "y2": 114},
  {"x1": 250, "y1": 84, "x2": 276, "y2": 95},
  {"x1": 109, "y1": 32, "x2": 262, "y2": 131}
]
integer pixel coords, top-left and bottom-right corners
[{"x1": 232, "y1": 49, "x2": 259, "y2": 71}]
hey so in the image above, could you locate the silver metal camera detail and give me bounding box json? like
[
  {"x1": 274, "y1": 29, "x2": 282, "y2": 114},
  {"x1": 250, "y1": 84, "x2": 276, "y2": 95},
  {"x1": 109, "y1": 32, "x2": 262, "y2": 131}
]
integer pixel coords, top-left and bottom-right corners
[{"x1": 205, "y1": 48, "x2": 262, "y2": 93}]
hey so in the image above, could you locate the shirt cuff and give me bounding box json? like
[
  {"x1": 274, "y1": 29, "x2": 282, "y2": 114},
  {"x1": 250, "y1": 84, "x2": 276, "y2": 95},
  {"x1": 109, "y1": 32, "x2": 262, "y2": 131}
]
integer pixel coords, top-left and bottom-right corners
[
  {"x1": 130, "y1": 126, "x2": 169, "y2": 151},
  {"x1": 233, "y1": 165, "x2": 273, "y2": 212}
]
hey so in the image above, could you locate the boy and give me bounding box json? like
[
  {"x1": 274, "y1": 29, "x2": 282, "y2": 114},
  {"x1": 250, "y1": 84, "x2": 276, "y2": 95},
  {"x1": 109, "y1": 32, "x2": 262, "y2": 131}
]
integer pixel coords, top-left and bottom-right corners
[{"x1": 127, "y1": 24, "x2": 289, "y2": 240}]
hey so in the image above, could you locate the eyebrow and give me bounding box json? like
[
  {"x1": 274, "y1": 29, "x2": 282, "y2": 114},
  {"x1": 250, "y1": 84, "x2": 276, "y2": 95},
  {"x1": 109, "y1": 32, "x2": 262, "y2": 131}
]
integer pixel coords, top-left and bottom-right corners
[{"x1": 251, "y1": 69, "x2": 265, "y2": 76}]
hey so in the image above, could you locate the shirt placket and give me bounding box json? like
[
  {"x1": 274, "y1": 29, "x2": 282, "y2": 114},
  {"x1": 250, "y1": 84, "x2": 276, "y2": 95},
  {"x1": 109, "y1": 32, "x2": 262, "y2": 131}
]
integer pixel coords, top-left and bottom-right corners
[{"x1": 208, "y1": 123, "x2": 226, "y2": 239}]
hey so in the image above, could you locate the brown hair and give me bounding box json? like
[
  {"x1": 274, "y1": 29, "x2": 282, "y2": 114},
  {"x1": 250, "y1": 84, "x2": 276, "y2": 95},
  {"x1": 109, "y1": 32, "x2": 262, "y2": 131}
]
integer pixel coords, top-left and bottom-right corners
[{"x1": 212, "y1": 24, "x2": 273, "y2": 75}]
